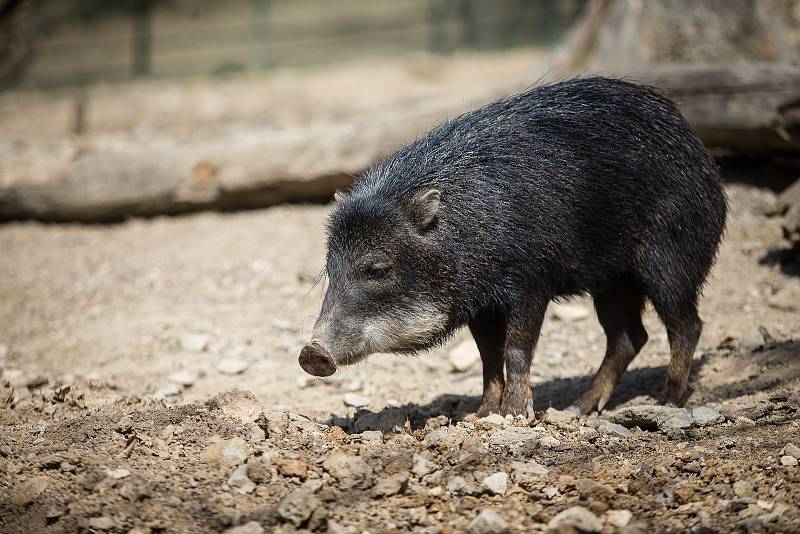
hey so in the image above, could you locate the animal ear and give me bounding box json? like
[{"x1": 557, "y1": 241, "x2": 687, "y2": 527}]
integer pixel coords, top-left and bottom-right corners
[
  {"x1": 408, "y1": 189, "x2": 441, "y2": 231},
  {"x1": 333, "y1": 190, "x2": 347, "y2": 203}
]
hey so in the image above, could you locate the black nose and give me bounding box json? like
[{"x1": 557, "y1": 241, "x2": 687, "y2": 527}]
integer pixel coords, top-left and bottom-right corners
[{"x1": 299, "y1": 342, "x2": 337, "y2": 377}]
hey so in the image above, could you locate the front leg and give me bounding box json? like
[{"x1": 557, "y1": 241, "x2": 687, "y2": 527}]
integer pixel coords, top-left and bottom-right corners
[
  {"x1": 500, "y1": 301, "x2": 547, "y2": 417},
  {"x1": 468, "y1": 310, "x2": 507, "y2": 417}
]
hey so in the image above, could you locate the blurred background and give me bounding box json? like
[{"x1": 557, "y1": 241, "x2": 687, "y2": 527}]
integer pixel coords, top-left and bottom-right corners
[{"x1": 1, "y1": 0, "x2": 799, "y2": 417}]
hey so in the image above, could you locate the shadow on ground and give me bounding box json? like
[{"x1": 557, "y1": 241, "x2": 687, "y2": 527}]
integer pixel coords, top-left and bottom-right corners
[{"x1": 331, "y1": 340, "x2": 800, "y2": 432}]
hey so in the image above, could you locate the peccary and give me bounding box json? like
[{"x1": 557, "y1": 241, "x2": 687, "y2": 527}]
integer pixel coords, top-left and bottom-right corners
[{"x1": 299, "y1": 77, "x2": 727, "y2": 417}]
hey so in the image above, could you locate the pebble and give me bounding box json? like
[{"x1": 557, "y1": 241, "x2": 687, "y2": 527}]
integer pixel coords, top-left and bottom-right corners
[
  {"x1": 547, "y1": 506, "x2": 603, "y2": 533},
  {"x1": 475, "y1": 413, "x2": 507, "y2": 430},
  {"x1": 781, "y1": 443, "x2": 800, "y2": 459},
  {"x1": 550, "y1": 301, "x2": 591, "y2": 322},
  {"x1": 87, "y1": 516, "x2": 116, "y2": 531},
  {"x1": 11, "y1": 475, "x2": 50, "y2": 506},
  {"x1": 216, "y1": 358, "x2": 249, "y2": 375},
  {"x1": 545, "y1": 407, "x2": 577, "y2": 426},
  {"x1": 224, "y1": 522, "x2": 264, "y2": 534},
  {"x1": 448, "y1": 340, "x2": 480, "y2": 372},
  {"x1": 482, "y1": 472, "x2": 508, "y2": 496},
  {"x1": 446, "y1": 475, "x2": 481, "y2": 496},
  {"x1": 739, "y1": 326, "x2": 765, "y2": 352},
  {"x1": 595, "y1": 420, "x2": 632, "y2": 437},
  {"x1": 372, "y1": 472, "x2": 409, "y2": 497},
  {"x1": 202, "y1": 438, "x2": 249, "y2": 466},
  {"x1": 412, "y1": 454, "x2": 438, "y2": 478},
  {"x1": 153, "y1": 383, "x2": 182, "y2": 399},
  {"x1": 209, "y1": 390, "x2": 264, "y2": 424},
  {"x1": 691, "y1": 405, "x2": 725, "y2": 426},
  {"x1": 168, "y1": 370, "x2": 197, "y2": 387},
  {"x1": 228, "y1": 464, "x2": 256, "y2": 494},
  {"x1": 179, "y1": 334, "x2": 209, "y2": 353},
  {"x1": 539, "y1": 435, "x2": 564, "y2": 450},
  {"x1": 343, "y1": 393, "x2": 371, "y2": 408},
  {"x1": 106, "y1": 468, "x2": 130, "y2": 480},
  {"x1": 613, "y1": 405, "x2": 694, "y2": 432},
  {"x1": 733, "y1": 480, "x2": 755, "y2": 497},
  {"x1": 605, "y1": 509, "x2": 633, "y2": 528},
  {"x1": 275, "y1": 458, "x2": 308, "y2": 479},
  {"x1": 353, "y1": 407, "x2": 407, "y2": 433},
  {"x1": 277, "y1": 489, "x2": 321, "y2": 526},
  {"x1": 468, "y1": 509, "x2": 510, "y2": 534},
  {"x1": 323, "y1": 452, "x2": 373, "y2": 490},
  {"x1": 780, "y1": 455, "x2": 798, "y2": 467}
]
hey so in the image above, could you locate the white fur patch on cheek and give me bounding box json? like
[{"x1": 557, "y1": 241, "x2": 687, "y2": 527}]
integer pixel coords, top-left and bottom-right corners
[{"x1": 362, "y1": 304, "x2": 447, "y2": 353}]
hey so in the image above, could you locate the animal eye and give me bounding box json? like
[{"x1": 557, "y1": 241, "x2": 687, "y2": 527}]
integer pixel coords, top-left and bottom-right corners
[{"x1": 365, "y1": 263, "x2": 390, "y2": 278}]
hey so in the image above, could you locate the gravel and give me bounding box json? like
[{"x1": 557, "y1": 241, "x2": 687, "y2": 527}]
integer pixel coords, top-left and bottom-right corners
[
  {"x1": 277, "y1": 489, "x2": 320, "y2": 526},
  {"x1": 468, "y1": 509, "x2": 510, "y2": 534},
  {"x1": 482, "y1": 472, "x2": 509, "y2": 496},
  {"x1": 216, "y1": 358, "x2": 250, "y2": 375},
  {"x1": 547, "y1": 506, "x2": 603, "y2": 532}
]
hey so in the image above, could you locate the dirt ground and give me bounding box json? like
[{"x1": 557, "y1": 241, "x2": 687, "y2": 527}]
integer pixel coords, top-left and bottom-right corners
[{"x1": 1, "y1": 172, "x2": 799, "y2": 533}]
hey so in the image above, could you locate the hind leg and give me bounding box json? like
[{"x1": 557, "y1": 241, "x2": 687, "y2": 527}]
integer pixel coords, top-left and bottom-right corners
[
  {"x1": 469, "y1": 310, "x2": 506, "y2": 417},
  {"x1": 571, "y1": 280, "x2": 648, "y2": 415},
  {"x1": 653, "y1": 296, "x2": 702, "y2": 405}
]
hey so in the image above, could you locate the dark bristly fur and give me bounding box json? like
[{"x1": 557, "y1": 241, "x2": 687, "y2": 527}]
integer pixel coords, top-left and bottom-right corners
[{"x1": 304, "y1": 77, "x2": 728, "y2": 417}]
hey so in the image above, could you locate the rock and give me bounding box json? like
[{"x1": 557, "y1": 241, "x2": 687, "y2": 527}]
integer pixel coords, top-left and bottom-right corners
[
  {"x1": 118, "y1": 475, "x2": 152, "y2": 501},
  {"x1": 168, "y1": 370, "x2": 197, "y2": 387},
  {"x1": 412, "y1": 454, "x2": 438, "y2": 478},
  {"x1": 468, "y1": 509, "x2": 510, "y2": 534},
  {"x1": 87, "y1": 516, "x2": 116, "y2": 530},
  {"x1": 613, "y1": 405, "x2": 694, "y2": 432},
  {"x1": 217, "y1": 358, "x2": 250, "y2": 375},
  {"x1": 733, "y1": 480, "x2": 755, "y2": 498},
  {"x1": 578, "y1": 478, "x2": 614, "y2": 501},
  {"x1": 228, "y1": 464, "x2": 256, "y2": 494},
  {"x1": 353, "y1": 407, "x2": 407, "y2": 433},
  {"x1": 153, "y1": 382, "x2": 182, "y2": 399},
  {"x1": 446, "y1": 475, "x2": 481, "y2": 496},
  {"x1": 605, "y1": 509, "x2": 633, "y2": 528},
  {"x1": 372, "y1": 472, "x2": 409, "y2": 497},
  {"x1": 482, "y1": 472, "x2": 509, "y2": 496},
  {"x1": 547, "y1": 506, "x2": 603, "y2": 532},
  {"x1": 106, "y1": 468, "x2": 130, "y2": 479},
  {"x1": 12, "y1": 476, "x2": 50, "y2": 506},
  {"x1": 511, "y1": 460, "x2": 549, "y2": 490},
  {"x1": 180, "y1": 334, "x2": 209, "y2": 353},
  {"x1": 691, "y1": 406, "x2": 725, "y2": 426},
  {"x1": 3, "y1": 369, "x2": 47, "y2": 389},
  {"x1": 449, "y1": 340, "x2": 480, "y2": 372},
  {"x1": 739, "y1": 326, "x2": 765, "y2": 352},
  {"x1": 594, "y1": 420, "x2": 632, "y2": 437},
  {"x1": 275, "y1": 458, "x2": 308, "y2": 479},
  {"x1": 539, "y1": 435, "x2": 565, "y2": 450},
  {"x1": 474, "y1": 413, "x2": 507, "y2": 431},
  {"x1": 277, "y1": 489, "x2": 321, "y2": 526},
  {"x1": 208, "y1": 390, "x2": 263, "y2": 424},
  {"x1": 323, "y1": 452, "x2": 373, "y2": 490},
  {"x1": 343, "y1": 393, "x2": 371, "y2": 408},
  {"x1": 545, "y1": 407, "x2": 577, "y2": 426},
  {"x1": 202, "y1": 437, "x2": 250, "y2": 466},
  {"x1": 780, "y1": 455, "x2": 798, "y2": 467},
  {"x1": 487, "y1": 427, "x2": 540, "y2": 454},
  {"x1": 224, "y1": 522, "x2": 264, "y2": 534},
  {"x1": 781, "y1": 443, "x2": 800, "y2": 459},
  {"x1": 354, "y1": 430, "x2": 383, "y2": 444},
  {"x1": 551, "y1": 301, "x2": 591, "y2": 322}
]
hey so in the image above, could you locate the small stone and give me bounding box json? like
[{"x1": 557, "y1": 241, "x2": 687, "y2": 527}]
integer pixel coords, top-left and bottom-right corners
[
  {"x1": 780, "y1": 455, "x2": 798, "y2": 467},
  {"x1": 275, "y1": 458, "x2": 308, "y2": 479},
  {"x1": 412, "y1": 454, "x2": 438, "y2": 478},
  {"x1": 613, "y1": 405, "x2": 693, "y2": 432},
  {"x1": 446, "y1": 475, "x2": 481, "y2": 496},
  {"x1": 246, "y1": 458, "x2": 272, "y2": 484},
  {"x1": 449, "y1": 340, "x2": 480, "y2": 372},
  {"x1": 482, "y1": 472, "x2": 509, "y2": 496},
  {"x1": 208, "y1": 389, "x2": 264, "y2": 424},
  {"x1": 475, "y1": 413, "x2": 507, "y2": 430},
  {"x1": 781, "y1": 443, "x2": 800, "y2": 459},
  {"x1": 353, "y1": 407, "x2": 407, "y2": 433},
  {"x1": 180, "y1": 334, "x2": 209, "y2": 353},
  {"x1": 734, "y1": 480, "x2": 755, "y2": 497},
  {"x1": 551, "y1": 301, "x2": 591, "y2": 322},
  {"x1": 468, "y1": 509, "x2": 510, "y2": 534},
  {"x1": 107, "y1": 468, "x2": 130, "y2": 479},
  {"x1": 118, "y1": 475, "x2": 152, "y2": 501},
  {"x1": 12, "y1": 476, "x2": 50, "y2": 506},
  {"x1": 596, "y1": 421, "x2": 632, "y2": 437},
  {"x1": 87, "y1": 516, "x2": 115, "y2": 530},
  {"x1": 372, "y1": 472, "x2": 409, "y2": 497},
  {"x1": 343, "y1": 393, "x2": 371, "y2": 408},
  {"x1": 354, "y1": 430, "x2": 383, "y2": 444},
  {"x1": 153, "y1": 382, "x2": 182, "y2": 399},
  {"x1": 544, "y1": 486, "x2": 559, "y2": 499},
  {"x1": 168, "y1": 370, "x2": 197, "y2": 387},
  {"x1": 323, "y1": 452, "x2": 373, "y2": 490},
  {"x1": 217, "y1": 358, "x2": 249, "y2": 375},
  {"x1": 547, "y1": 506, "x2": 603, "y2": 532},
  {"x1": 277, "y1": 489, "x2": 320, "y2": 526},
  {"x1": 739, "y1": 326, "x2": 765, "y2": 352},
  {"x1": 228, "y1": 464, "x2": 256, "y2": 494},
  {"x1": 203, "y1": 437, "x2": 250, "y2": 466},
  {"x1": 545, "y1": 407, "x2": 577, "y2": 426},
  {"x1": 605, "y1": 509, "x2": 633, "y2": 528},
  {"x1": 224, "y1": 522, "x2": 264, "y2": 534},
  {"x1": 539, "y1": 435, "x2": 564, "y2": 449},
  {"x1": 691, "y1": 406, "x2": 725, "y2": 426}
]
